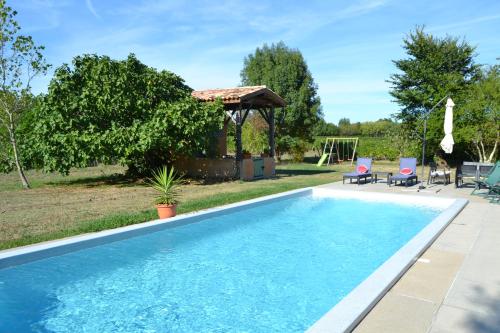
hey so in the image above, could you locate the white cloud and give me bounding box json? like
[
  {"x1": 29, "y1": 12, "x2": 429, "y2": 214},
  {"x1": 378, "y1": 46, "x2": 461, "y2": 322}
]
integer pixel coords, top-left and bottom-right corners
[
  {"x1": 241, "y1": 1, "x2": 389, "y2": 44},
  {"x1": 85, "y1": 0, "x2": 100, "y2": 19},
  {"x1": 428, "y1": 14, "x2": 500, "y2": 33}
]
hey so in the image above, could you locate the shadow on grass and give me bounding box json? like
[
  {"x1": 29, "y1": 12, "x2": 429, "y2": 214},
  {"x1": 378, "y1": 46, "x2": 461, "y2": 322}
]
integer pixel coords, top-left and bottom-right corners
[
  {"x1": 303, "y1": 156, "x2": 321, "y2": 164},
  {"x1": 44, "y1": 160, "x2": 339, "y2": 188},
  {"x1": 276, "y1": 168, "x2": 335, "y2": 177},
  {"x1": 45, "y1": 173, "x2": 146, "y2": 188}
]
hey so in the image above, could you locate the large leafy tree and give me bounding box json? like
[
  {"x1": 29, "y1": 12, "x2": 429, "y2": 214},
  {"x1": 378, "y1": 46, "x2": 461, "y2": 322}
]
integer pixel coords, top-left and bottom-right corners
[
  {"x1": 29, "y1": 54, "x2": 224, "y2": 176},
  {"x1": 454, "y1": 66, "x2": 499, "y2": 162},
  {"x1": 241, "y1": 42, "x2": 321, "y2": 156},
  {"x1": 0, "y1": 0, "x2": 50, "y2": 188},
  {"x1": 388, "y1": 27, "x2": 480, "y2": 159}
]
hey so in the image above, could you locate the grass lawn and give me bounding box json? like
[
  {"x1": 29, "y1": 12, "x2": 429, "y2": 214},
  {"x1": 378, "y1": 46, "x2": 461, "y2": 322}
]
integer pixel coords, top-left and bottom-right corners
[{"x1": 0, "y1": 160, "x2": 402, "y2": 250}]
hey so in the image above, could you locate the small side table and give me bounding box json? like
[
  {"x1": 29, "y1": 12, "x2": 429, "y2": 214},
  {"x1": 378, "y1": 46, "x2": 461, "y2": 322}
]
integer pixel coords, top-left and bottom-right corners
[{"x1": 372, "y1": 172, "x2": 393, "y2": 185}]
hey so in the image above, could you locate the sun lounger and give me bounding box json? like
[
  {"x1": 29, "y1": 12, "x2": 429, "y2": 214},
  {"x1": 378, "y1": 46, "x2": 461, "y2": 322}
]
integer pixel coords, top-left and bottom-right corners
[
  {"x1": 389, "y1": 157, "x2": 418, "y2": 187},
  {"x1": 343, "y1": 157, "x2": 372, "y2": 185},
  {"x1": 472, "y1": 161, "x2": 500, "y2": 197}
]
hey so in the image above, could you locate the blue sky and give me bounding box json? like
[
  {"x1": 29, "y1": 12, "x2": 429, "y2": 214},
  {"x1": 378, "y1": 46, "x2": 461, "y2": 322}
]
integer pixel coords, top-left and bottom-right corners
[{"x1": 12, "y1": 0, "x2": 500, "y2": 123}]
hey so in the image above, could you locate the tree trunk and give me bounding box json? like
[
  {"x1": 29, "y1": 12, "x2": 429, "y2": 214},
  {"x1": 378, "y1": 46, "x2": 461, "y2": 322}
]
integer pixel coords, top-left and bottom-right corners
[
  {"x1": 486, "y1": 139, "x2": 498, "y2": 163},
  {"x1": 475, "y1": 142, "x2": 483, "y2": 162},
  {"x1": 486, "y1": 131, "x2": 499, "y2": 163},
  {"x1": 10, "y1": 130, "x2": 30, "y2": 189},
  {"x1": 480, "y1": 141, "x2": 487, "y2": 163}
]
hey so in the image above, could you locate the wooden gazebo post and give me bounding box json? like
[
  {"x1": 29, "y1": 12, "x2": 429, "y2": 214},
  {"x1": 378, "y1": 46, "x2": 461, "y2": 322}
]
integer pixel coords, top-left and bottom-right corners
[
  {"x1": 268, "y1": 107, "x2": 275, "y2": 157},
  {"x1": 234, "y1": 108, "x2": 243, "y2": 177}
]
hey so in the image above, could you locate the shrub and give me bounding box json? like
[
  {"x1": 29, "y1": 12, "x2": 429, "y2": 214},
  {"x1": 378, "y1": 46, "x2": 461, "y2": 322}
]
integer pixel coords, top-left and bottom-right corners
[
  {"x1": 242, "y1": 115, "x2": 269, "y2": 154},
  {"x1": 289, "y1": 138, "x2": 308, "y2": 163}
]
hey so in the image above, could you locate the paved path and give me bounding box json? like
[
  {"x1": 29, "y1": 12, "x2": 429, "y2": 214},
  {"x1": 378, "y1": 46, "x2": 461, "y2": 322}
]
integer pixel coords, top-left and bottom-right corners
[{"x1": 319, "y1": 181, "x2": 500, "y2": 333}]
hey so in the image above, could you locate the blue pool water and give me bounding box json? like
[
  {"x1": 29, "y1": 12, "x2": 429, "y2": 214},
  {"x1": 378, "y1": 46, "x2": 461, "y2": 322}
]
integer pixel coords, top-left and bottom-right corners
[{"x1": 0, "y1": 194, "x2": 441, "y2": 333}]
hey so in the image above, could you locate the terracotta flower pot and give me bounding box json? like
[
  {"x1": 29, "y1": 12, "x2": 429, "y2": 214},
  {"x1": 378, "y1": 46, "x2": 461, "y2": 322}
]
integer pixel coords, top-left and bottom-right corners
[{"x1": 156, "y1": 204, "x2": 177, "y2": 219}]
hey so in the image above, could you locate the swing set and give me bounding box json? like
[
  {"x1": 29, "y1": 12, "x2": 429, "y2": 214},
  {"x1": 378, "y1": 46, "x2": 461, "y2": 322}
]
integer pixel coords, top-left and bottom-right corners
[{"x1": 317, "y1": 137, "x2": 359, "y2": 166}]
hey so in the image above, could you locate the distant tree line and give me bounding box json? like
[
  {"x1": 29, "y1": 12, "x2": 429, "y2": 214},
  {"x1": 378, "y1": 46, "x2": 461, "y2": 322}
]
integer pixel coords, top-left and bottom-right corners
[{"x1": 312, "y1": 117, "x2": 397, "y2": 138}]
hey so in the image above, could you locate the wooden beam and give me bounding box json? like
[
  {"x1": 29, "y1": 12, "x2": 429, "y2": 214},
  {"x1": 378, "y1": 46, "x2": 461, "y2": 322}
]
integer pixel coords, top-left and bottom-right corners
[
  {"x1": 241, "y1": 108, "x2": 250, "y2": 125},
  {"x1": 257, "y1": 109, "x2": 269, "y2": 124}
]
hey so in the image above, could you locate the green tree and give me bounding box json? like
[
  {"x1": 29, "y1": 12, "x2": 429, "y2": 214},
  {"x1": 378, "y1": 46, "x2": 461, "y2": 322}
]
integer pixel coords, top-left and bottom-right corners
[
  {"x1": 0, "y1": 0, "x2": 50, "y2": 188},
  {"x1": 312, "y1": 118, "x2": 339, "y2": 137},
  {"x1": 338, "y1": 118, "x2": 361, "y2": 136},
  {"x1": 240, "y1": 42, "x2": 321, "y2": 157},
  {"x1": 455, "y1": 66, "x2": 499, "y2": 162},
  {"x1": 389, "y1": 27, "x2": 479, "y2": 119},
  {"x1": 388, "y1": 27, "x2": 480, "y2": 159},
  {"x1": 29, "y1": 54, "x2": 224, "y2": 176}
]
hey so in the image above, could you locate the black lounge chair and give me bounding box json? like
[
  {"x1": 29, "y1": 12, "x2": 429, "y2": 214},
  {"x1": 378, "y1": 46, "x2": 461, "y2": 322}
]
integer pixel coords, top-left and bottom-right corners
[
  {"x1": 343, "y1": 157, "x2": 373, "y2": 185},
  {"x1": 389, "y1": 158, "x2": 418, "y2": 187}
]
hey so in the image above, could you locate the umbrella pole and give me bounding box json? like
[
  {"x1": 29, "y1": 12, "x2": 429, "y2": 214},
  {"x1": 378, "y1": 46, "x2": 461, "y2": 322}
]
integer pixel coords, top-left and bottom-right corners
[
  {"x1": 417, "y1": 95, "x2": 449, "y2": 191},
  {"x1": 419, "y1": 116, "x2": 428, "y2": 190}
]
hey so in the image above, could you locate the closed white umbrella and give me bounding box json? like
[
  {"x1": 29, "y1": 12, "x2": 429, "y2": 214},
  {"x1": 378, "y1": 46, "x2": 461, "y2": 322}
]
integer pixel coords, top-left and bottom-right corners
[{"x1": 440, "y1": 98, "x2": 455, "y2": 154}]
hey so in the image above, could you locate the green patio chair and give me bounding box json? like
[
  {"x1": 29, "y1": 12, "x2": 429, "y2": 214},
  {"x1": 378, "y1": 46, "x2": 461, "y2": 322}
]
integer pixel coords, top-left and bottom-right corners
[
  {"x1": 472, "y1": 161, "x2": 500, "y2": 197},
  {"x1": 490, "y1": 185, "x2": 500, "y2": 203}
]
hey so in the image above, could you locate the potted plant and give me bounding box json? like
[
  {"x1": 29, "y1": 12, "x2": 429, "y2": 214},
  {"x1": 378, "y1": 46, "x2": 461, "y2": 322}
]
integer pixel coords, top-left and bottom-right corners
[
  {"x1": 150, "y1": 166, "x2": 182, "y2": 219},
  {"x1": 242, "y1": 150, "x2": 252, "y2": 159}
]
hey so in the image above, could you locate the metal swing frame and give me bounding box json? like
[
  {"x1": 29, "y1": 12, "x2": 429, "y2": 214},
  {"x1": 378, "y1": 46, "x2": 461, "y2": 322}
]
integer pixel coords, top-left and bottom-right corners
[{"x1": 321, "y1": 137, "x2": 359, "y2": 166}]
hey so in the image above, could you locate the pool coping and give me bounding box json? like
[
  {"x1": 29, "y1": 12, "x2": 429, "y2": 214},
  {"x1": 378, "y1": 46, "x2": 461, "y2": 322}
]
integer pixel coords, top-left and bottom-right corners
[{"x1": 0, "y1": 187, "x2": 468, "y2": 333}]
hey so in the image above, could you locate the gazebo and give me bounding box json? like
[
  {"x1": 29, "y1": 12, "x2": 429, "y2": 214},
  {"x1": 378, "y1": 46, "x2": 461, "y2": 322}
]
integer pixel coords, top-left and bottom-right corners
[{"x1": 175, "y1": 86, "x2": 286, "y2": 180}]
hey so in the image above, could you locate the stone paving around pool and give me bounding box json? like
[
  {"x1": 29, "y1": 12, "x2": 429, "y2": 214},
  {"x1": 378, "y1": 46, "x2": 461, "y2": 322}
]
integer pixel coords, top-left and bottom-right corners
[{"x1": 318, "y1": 180, "x2": 500, "y2": 333}]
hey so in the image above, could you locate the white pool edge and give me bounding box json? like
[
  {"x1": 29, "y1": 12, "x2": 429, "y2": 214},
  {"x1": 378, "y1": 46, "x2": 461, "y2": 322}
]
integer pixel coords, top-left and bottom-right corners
[{"x1": 306, "y1": 193, "x2": 468, "y2": 333}]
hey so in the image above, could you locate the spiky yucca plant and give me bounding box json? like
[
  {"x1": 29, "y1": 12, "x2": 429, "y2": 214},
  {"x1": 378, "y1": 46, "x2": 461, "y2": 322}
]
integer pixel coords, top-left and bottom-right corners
[{"x1": 149, "y1": 166, "x2": 182, "y2": 205}]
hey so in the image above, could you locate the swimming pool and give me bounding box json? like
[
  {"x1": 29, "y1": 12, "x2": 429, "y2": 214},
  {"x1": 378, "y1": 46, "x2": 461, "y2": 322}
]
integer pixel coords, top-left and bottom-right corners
[{"x1": 0, "y1": 188, "x2": 466, "y2": 333}]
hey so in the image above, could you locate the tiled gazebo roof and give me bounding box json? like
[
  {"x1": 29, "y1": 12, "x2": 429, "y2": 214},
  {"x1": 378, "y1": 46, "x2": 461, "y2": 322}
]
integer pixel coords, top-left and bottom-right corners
[{"x1": 192, "y1": 85, "x2": 286, "y2": 109}]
